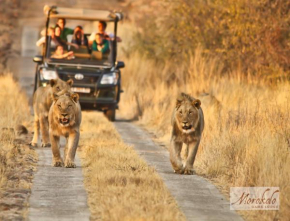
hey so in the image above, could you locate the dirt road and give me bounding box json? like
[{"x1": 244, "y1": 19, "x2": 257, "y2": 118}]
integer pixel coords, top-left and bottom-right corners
[
  {"x1": 28, "y1": 147, "x2": 90, "y2": 221},
  {"x1": 114, "y1": 122, "x2": 244, "y2": 221}
]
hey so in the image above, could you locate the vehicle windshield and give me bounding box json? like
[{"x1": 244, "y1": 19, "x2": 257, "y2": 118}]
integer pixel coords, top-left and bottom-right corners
[{"x1": 45, "y1": 18, "x2": 115, "y2": 67}]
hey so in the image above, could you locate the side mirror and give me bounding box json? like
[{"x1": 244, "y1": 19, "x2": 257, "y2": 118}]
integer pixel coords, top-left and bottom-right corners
[
  {"x1": 33, "y1": 55, "x2": 43, "y2": 64},
  {"x1": 116, "y1": 61, "x2": 125, "y2": 69}
]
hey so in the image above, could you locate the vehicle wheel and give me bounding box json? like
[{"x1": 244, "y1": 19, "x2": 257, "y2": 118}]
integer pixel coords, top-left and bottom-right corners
[
  {"x1": 104, "y1": 108, "x2": 116, "y2": 121},
  {"x1": 33, "y1": 67, "x2": 39, "y2": 93}
]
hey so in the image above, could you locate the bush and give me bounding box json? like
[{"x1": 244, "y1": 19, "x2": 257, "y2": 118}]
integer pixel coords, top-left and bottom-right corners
[{"x1": 131, "y1": 0, "x2": 290, "y2": 76}]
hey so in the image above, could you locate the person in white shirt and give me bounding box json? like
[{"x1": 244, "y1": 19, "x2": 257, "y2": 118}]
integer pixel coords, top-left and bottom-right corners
[{"x1": 36, "y1": 27, "x2": 56, "y2": 47}]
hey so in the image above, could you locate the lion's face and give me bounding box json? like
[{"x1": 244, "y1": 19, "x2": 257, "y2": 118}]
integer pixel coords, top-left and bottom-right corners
[
  {"x1": 176, "y1": 99, "x2": 201, "y2": 134},
  {"x1": 53, "y1": 93, "x2": 79, "y2": 127},
  {"x1": 50, "y1": 78, "x2": 73, "y2": 95}
]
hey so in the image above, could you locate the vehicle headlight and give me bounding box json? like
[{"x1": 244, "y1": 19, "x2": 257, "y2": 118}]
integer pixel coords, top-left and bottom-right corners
[
  {"x1": 40, "y1": 69, "x2": 58, "y2": 80},
  {"x1": 100, "y1": 72, "x2": 118, "y2": 85}
]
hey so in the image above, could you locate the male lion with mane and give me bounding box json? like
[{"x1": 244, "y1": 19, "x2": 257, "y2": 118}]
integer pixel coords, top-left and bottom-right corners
[
  {"x1": 49, "y1": 92, "x2": 81, "y2": 168},
  {"x1": 30, "y1": 78, "x2": 73, "y2": 147},
  {"x1": 170, "y1": 93, "x2": 204, "y2": 175}
]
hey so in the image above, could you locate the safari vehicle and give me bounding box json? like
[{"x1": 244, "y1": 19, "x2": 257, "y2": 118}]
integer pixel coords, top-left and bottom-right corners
[{"x1": 33, "y1": 6, "x2": 125, "y2": 121}]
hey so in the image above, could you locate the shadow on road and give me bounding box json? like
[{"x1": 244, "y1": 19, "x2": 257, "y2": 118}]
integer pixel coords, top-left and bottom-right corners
[{"x1": 115, "y1": 118, "x2": 137, "y2": 123}]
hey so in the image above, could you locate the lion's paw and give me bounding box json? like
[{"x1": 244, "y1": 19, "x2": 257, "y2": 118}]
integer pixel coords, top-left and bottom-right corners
[
  {"x1": 53, "y1": 159, "x2": 63, "y2": 167},
  {"x1": 41, "y1": 143, "x2": 51, "y2": 148},
  {"x1": 64, "y1": 159, "x2": 76, "y2": 168},
  {"x1": 174, "y1": 168, "x2": 184, "y2": 174},
  {"x1": 183, "y1": 167, "x2": 194, "y2": 175},
  {"x1": 171, "y1": 161, "x2": 184, "y2": 174},
  {"x1": 29, "y1": 142, "x2": 38, "y2": 147}
]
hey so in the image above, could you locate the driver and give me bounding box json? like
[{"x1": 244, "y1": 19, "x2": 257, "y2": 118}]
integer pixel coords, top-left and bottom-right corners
[{"x1": 51, "y1": 45, "x2": 74, "y2": 59}]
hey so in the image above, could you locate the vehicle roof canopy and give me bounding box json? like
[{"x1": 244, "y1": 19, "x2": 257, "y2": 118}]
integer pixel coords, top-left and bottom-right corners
[{"x1": 44, "y1": 5, "x2": 123, "y2": 21}]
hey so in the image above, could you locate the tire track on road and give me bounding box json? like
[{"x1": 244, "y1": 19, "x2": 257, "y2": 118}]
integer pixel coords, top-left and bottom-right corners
[{"x1": 28, "y1": 147, "x2": 90, "y2": 221}]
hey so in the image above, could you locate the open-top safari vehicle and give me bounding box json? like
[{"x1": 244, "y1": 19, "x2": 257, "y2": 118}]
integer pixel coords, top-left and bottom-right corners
[{"x1": 33, "y1": 6, "x2": 125, "y2": 121}]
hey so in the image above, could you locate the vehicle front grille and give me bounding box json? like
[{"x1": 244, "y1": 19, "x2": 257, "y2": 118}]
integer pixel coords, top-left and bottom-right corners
[{"x1": 58, "y1": 72, "x2": 99, "y2": 85}]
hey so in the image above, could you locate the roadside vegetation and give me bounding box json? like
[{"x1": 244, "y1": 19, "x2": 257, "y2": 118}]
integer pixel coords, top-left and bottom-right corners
[
  {"x1": 129, "y1": 0, "x2": 290, "y2": 77},
  {"x1": 0, "y1": 73, "x2": 37, "y2": 219},
  {"x1": 79, "y1": 112, "x2": 185, "y2": 221},
  {"x1": 118, "y1": 0, "x2": 290, "y2": 220}
]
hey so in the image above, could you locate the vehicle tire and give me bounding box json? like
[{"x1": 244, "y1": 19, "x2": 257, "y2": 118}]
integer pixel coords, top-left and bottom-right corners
[
  {"x1": 33, "y1": 65, "x2": 40, "y2": 93},
  {"x1": 104, "y1": 108, "x2": 116, "y2": 122}
]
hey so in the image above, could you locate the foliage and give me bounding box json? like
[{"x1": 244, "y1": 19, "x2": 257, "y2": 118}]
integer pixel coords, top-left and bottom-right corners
[{"x1": 131, "y1": 0, "x2": 290, "y2": 75}]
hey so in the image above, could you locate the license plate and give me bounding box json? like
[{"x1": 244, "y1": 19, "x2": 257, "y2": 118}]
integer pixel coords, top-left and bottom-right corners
[{"x1": 71, "y1": 87, "x2": 91, "y2": 93}]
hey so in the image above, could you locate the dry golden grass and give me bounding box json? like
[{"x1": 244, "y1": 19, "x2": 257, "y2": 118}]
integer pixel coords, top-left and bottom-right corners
[
  {"x1": 79, "y1": 111, "x2": 185, "y2": 221},
  {"x1": 118, "y1": 49, "x2": 290, "y2": 221},
  {"x1": 0, "y1": 74, "x2": 31, "y2": 129},
  {"x1": 0, "y1": 73, "x2": 37, "y2": 219},
  {"x1": 0, "y1": 73, "x2": 33, "y2": 187}
]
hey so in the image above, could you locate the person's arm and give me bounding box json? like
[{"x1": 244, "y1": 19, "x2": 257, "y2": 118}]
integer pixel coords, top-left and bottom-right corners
[
  {"x1": 66, "y1": 28, "x2": 74, "y2": 35},
  {"x1": 64, "y1": 51, "x2": 74, "y2": 59},
  {"x1": 54, "y1": 36, "x2": 67, "y2": 47},
  {"x1": 51, "y1": 54, "x2": 62, "y2": 59},
  {"x1": 108, "y1": 33, "x2": 122, "y2": 42},
  {"x1": 51, "y1": 51, "x2": 74, "y2": 59},
  {"x1": 66, "y1": 42, "x2": 79, "y2": 49},
  {"x1": 101, "y1": 40, "x2": 109, "y2": 54}
]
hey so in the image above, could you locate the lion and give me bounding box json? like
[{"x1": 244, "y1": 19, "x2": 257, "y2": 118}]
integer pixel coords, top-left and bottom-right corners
[
  {"x1": 48, "y1": 92, "x2": 82, "y2": 168},
  {"x1": 169, "y1": 93, "x2": 204, "y2": 175},
  {"x1": 30, "y1": 78, "x2": 73, "y2": 147}
]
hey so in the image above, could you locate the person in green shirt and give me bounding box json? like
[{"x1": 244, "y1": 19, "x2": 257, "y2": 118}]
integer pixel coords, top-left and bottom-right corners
[
  {"x1": 92, "y1": 33, "x2": 109, "y2": 54},
  {"x1": 57, "y1": 18, "x2": 73, "y2": 42}
]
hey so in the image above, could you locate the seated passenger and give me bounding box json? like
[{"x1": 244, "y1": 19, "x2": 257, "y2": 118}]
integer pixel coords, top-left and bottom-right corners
[
  {"x1": 51, "y1": 45, "x2": 74, "y2": 59},
  {"x1": 92, "y1": 33, "x2": 109, "y2": 54},
  {"x1": 88, "y1": 21, "x2": 121, "y2": 46},
  {"x1": 36, "y1": 27, "x2": 56, "y2": 47},
  {"x1": 36, "y1": 27, "x2": 68, "y2": 49},
  {"x1": 57, "y1": 18, "x2": 74, "y2": 42},
  {"x1": 71, "y1": 26, "x2": 88, "y2": 47},
  {"x1": 54, "y1": 25, "x2": 79, "y2": 50}
]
